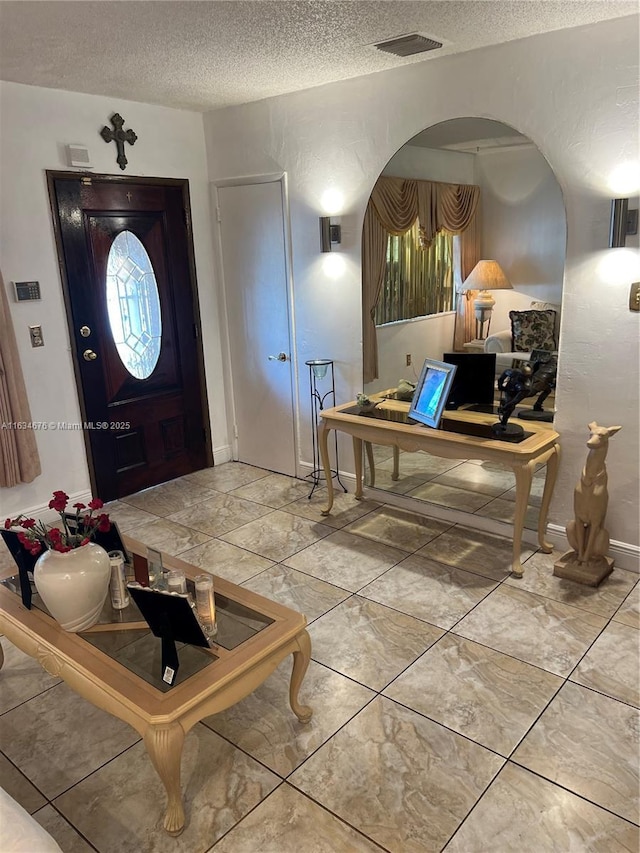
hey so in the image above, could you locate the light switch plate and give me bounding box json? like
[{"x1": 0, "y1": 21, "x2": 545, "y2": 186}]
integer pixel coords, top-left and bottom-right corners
[{"x1": 630, "y1": 282, "x2": 640, "y2": 313}]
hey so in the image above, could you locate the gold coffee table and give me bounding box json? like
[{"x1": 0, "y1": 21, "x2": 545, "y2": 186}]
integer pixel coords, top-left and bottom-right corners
[{"x1": 0, "y1": 535, "x2": 312, "y2": 835}]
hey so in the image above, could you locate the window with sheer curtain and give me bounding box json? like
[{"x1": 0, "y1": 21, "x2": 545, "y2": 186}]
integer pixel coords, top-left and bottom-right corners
[{"x1": 374, "y1": 224, "x2": 457, "y2": 326}]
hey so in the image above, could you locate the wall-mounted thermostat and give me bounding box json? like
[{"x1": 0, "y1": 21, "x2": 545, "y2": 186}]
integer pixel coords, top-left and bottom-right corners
[
  {"x1": 13, "y1": 281, "x2": 41, "y2": 302},
  {"x1": 14, "y1": 281, "x2": 41, "y2": 302}
]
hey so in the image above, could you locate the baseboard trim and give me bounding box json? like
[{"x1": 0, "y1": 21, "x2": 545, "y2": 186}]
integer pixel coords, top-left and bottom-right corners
[
  {"x1": 546, "y1": 523, "x2": 639, "y2": 574},
  {"x1": 10, "y1": 489, "x2": 95, "y2": 526},
  {"x1": 213, "y1": 444, "x2": 233, "y2": 465}
]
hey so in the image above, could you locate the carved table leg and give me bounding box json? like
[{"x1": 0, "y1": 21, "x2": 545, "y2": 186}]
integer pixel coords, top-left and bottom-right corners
[
  {"x1": 538, "y1": 443, "x2": 560, "y2": 553},
  {"x1": 353, "y1": 436, "x2": 364, "y2": 500},
  {"x1": 365, "y1": 441, "x2": 375, "y2": 487},
  {"x1": 144, "y1": 722, "x2": 187, "y2": 836},
  {"x1": 319, "y1": 421, "x2": 334, "y2": 516},
  {"x1": 392, "y1": 445, "x2": 400, "y2": 481},
  {"x1": 289, "y1": 630, "x2": 313, "y2": 723},
  {"x1": 512, "y1": 460, "x2": 535, "y2": 578},
  {"x1": 0, "y1": 640, "x2": 4, "y2": 670}
]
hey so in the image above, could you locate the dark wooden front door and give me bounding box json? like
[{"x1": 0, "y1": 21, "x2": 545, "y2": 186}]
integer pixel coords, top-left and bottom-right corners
[{"x1": 48, "y1": 172, "x2": 211, "y2": 501}]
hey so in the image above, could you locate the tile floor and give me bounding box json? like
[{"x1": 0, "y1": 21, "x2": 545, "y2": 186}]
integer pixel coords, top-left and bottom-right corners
[
  {"x1": 368, "y1": 447, "x2": 545, "y2": 529},
  {"x1": 1, "y1": 461, "x2": 638, "y2": 852}
]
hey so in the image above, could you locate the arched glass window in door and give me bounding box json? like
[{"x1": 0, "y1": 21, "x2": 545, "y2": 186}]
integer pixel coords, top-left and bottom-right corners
[{"x1": 106, "y1": 230, "x2": 162, "y2": 379}]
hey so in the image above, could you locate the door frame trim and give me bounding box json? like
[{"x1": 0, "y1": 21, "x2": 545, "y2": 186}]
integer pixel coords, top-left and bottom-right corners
[
  {"x1": 46, "y1": 170, "x2": 214, "y2": 496},
  {"x1": 211, "y1": 172, "x2": 301, "y2": 477}
]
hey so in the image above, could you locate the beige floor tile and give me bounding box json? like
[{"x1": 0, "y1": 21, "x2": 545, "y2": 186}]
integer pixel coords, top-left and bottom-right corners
[
  {"x1": 433, "y1": 460, "x2": 516, "y2": 497},
  {"x1": 512, "y1": 682, "x2": 639, "y2": 823},
  {"x1": 100, "y1": 499, "x2": 159, "y2": 532},
  {"x1": 229, "y1": 473, "x2": 311, "y2": 508},
  {"x1": 444, "y1": 762, "x2": 640, "y2": 852},
  {"x1": 122, "y1": 478, "x2": 216, "y2": 517},
  {"x1": 33, "y1": 805, "x2": 95, "y2": 853},
  {"x1": 407, "y1": 481, "x2": 495, "y2": 512},
  {"x1": 212, "y1": 783, "x2": 383, "y2": 852},
  {"x1": 377, "y1": 451, "x2": 462, "y2": 479},
  {"x1": 285, "y1": 488, "x2": 381, "y2": 529},
  {"x1": 184, "y1": 462, "x2": 269, "y2": 492},
  {"x1": 511, "y1": 550, "x2": 639, "y2": 618},
  {"x1": 360, "y1": 553, "x2": 498, "y2": 630},
  {"x1": 54, "y1": 727, "x2": 279, "y2": 853},
  {"x1": 289, "y1": 696, "x2": 504, "y2": 853},
  {"x1": 168, "y1": 491, "x2": 272, "y2": 536},
  {"x1": 571, "y1": 620, "x2": 640, "y2": 707},
  {"x1": 179, "y1": 538, "x2": 274, "y2": 584},
  {"x1": 241, "y1": 564, "x2": 350, "y2": 622},
  {"x1": 0, "y1": 752, "x2": 46, "y2": 813},
  {"x1": 614, "y1": 582, "x2": 640, "y2": 629},
  {"x1": 0, "y1": 638, "x2": 61, "y2": 714},
  {"x1": 365, "y1": 468, "x2": 432, "y2": 494},
  {"x1": 221, "y1": 511, "x2": 333, "y2": 563},
  {"x1": 416, "y1": 524, "x2": 533, "y2": 581},
  {"x1": 309, "y1": 596, "x2": 444, "y2": 690},
  {"x1": 453, "y1": 585, "x2": 608, "y2": 676},
  {"x1": 125, "y1": 518, "x2": 211, "y2": 556},
  {"x1": 385, "y1": 634, "x2": 561, "y2": 756},
  {"x1": 0, "y1": 682, "x2": 140, "y2": 799},
  {"x1": 499, "y1": 476, "x2": 545, "y2": 506},
  {"x1": 204, "y1": 659, "x2": 374, "y2": 777},
  {"x1": 344, "y1": 504, "x2": 451, "y2": 552},
  {"x1": 475, "y1": 495, "x2": 539, "y2": 529},
  {"x1": 284, "y1": 529, "x2": 408, "y2": 592},
  {"x1": 369, "y1": 443, "x2": 395, "y2": 464}
]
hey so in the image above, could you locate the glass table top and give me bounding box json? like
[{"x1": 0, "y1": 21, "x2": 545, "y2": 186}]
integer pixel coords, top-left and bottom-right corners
[{"x1": 1, "y1": 574, "x2": 274, "y2": 693}]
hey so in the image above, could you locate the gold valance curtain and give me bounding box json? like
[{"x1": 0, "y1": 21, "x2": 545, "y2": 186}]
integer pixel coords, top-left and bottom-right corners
[
  {"x1": 363, "y1": 176, "x2": 480, "y2": 383},
  {"x1": 0, "y1": 269, "x2": 41, "y2": 487}
]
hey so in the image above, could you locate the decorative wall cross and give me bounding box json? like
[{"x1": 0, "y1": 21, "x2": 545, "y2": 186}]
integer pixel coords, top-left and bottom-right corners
[{"x1": 100, "y1": 113, "x2": 138, "y2": 170}]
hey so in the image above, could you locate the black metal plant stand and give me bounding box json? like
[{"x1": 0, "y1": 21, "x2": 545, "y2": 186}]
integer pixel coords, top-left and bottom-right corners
[{"x1": 305, "y1": 359, "x2": 347, "y2": 499}]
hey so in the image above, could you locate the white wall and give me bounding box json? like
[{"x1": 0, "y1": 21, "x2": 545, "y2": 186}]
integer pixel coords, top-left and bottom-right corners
[
  {"x1": 0, "y1": 82, "x2": 226, "y2": 518},
  {"x1": 383, "y1": 144, "x2": 476, "y2": 183},
  {"x1": 480, "y1": 146, "x2": 566, "y2": 334},
  {"x1": 203, "y1": 17, "x2": 640, "y2": 551},
  {"x1": 372, "y1": 313, "x2": 457, "y2": 393}
]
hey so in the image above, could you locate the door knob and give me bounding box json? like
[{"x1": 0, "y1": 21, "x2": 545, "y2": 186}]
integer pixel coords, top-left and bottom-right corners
[
  {"x1": 79, "y1": 325, "x2": 91, "y2": 338},
  {"x1": 83, "y1": 349, "x2": 98, "y2": 361},
  {"x1": 268, "y1": 352, "x2": 289, "y2": 362}
]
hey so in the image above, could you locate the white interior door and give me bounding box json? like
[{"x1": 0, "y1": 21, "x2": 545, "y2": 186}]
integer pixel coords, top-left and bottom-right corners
[{"x1": 216, "y1": 179, "x2": 297, "y2": 475}]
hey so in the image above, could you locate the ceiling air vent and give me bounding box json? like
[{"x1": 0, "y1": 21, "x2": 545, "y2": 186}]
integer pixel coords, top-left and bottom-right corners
[{"x1": 375, "y1": 33, "x2": 442, "y2": 57}]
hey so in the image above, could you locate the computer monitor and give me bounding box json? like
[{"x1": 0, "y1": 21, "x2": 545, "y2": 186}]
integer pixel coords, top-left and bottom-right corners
[{"x1": 442, "y1": 352, "x2": 497, "y2": 410}]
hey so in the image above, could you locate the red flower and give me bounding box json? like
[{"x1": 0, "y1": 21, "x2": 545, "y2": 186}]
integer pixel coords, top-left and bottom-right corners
[
  {"x1": 47, "y1": 528, "x2": 62, "y2": 542},
  {"x1": 4, "y1": 518, "x2": 12, "y2": 529},
  {"x1": 73, "y1": 502, "x2": 86, "y2": 510},
  {"x1": 88, "y1": 498, "x2": 104, "y2": 511},
  {"x1": 20, "y1": 518, "x2": 36, "y2": 529},
  {"x1": 80, "y1": 537, "x2": 90, "y2": 546},
  {"x1": 48, "y1": 490, "x2": 69, "y2": 512},
  {"x1": 17, "y1": 532, "x2": 30, "y2": 546},
  {"x1": 29, "y1": 544, "x2": 42, "y2": 556},
  {"x1": 97, "y1": 514, "x2": 111, "y2": 533}
]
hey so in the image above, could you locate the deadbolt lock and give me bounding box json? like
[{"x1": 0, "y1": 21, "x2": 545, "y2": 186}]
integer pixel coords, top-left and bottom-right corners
[
  {"x1": 83, "y1": 349, "x2": 98, "y2": 361},
  {"x1": 80, "y1": 325, "x2": 91, "y2": 337}
]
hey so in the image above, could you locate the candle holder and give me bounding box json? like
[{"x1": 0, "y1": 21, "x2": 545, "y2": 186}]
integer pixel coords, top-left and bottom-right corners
[{"x1": 305, "y1": 359, "x2": 347, "y2": 499}]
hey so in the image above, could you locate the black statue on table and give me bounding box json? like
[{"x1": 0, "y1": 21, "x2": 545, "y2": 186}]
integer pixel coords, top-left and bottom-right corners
[{"x1": 493, "y1": 354, "x2": 557, "y2": 438}]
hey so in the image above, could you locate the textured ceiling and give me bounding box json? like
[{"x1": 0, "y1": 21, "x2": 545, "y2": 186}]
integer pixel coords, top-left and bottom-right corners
[{"x1": 0, "y1": 1, "x2": 637, "y2": 112}]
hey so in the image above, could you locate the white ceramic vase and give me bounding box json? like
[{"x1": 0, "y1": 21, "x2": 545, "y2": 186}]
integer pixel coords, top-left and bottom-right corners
[{"x1": 33, "y1": 542, "x2": 111, "y2": 632}]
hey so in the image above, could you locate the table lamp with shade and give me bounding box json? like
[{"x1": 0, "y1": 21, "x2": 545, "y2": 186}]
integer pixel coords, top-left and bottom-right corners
[{"x1": 462, "y1": 260, "x2": 512, "y2": 341}]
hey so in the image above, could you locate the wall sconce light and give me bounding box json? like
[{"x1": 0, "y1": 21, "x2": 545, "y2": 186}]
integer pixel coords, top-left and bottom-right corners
[
  {"x1": 320, "y1": 216, "x2": 341, "y2": 252},
  {"x1": 609, "y1": 198, "x2": 638, "y2": 248}
]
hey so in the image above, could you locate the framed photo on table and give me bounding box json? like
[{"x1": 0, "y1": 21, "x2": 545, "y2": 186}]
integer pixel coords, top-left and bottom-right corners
[{"x1": 409, "y1": 358, "x2": 457, "y2": 429}]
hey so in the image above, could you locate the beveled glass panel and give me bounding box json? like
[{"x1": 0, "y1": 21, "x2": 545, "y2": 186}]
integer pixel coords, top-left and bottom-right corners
[{"x1": 106, "y1": 230, "x2": 162, "y2": 380}]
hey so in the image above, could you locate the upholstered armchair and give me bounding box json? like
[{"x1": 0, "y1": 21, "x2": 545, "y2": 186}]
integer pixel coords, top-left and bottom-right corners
[{"x1": 484, "y1": 300, "x2": 561, "y2": 373}]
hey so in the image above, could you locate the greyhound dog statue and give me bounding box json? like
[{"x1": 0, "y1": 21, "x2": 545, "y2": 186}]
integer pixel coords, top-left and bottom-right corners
[{"x1": 555, "y1": 422, "x2": 622, "y2": 585}]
